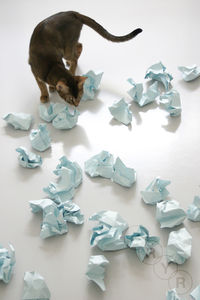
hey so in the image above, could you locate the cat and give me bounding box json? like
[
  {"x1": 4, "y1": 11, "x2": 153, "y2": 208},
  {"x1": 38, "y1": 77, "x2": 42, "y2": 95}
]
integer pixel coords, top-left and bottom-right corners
[{"x1": 29, "y1": 11, "x2": 142, "y2": 106}]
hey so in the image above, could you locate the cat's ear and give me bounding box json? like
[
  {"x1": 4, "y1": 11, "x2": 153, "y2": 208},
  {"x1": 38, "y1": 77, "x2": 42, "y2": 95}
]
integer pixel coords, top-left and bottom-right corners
[
  {"x1": 75, "y1": 76, "x2": 87, "y2": 89},
  {"x1": 56, "y1": 81, "x2": 69, "y2": 93}
]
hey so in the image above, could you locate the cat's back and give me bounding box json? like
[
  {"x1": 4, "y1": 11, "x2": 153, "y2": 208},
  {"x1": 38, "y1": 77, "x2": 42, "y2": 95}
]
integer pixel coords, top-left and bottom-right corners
[{"x1": 30, "y1": 11, "x2": 82, "y2": 48}]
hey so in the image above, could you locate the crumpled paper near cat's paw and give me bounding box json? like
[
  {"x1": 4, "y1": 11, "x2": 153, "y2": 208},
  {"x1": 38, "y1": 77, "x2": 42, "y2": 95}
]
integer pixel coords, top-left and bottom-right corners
[{"x1": 81, "y1": 70, "x2": 103, "y2": 101}]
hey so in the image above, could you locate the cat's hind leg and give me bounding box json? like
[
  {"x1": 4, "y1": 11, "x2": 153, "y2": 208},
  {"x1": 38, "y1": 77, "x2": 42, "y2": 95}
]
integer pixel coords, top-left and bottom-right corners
[
  {"x1": 69, "y1": 43, "x2": 83, "y2": 75},
  {"x1": 76, "y1": 43, "x2": 83, "y2": 59}
]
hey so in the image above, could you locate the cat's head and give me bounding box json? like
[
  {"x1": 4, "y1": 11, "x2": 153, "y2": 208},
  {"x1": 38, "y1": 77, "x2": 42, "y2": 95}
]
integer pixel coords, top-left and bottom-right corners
[{"x1": 56, "y1": 76, "x2": 87, "y2": 106}]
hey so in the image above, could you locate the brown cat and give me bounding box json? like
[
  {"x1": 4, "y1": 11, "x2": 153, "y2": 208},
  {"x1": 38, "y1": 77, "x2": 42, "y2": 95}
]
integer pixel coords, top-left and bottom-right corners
[{"x1": 29, "y1": 11, "x2": 142, "y2": 106}]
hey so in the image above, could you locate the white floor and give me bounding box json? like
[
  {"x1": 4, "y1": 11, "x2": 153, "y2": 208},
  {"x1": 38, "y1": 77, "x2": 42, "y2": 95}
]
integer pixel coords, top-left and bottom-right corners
[{"x1": 0, "y1": 0, "x2": 200, "y2": 299}]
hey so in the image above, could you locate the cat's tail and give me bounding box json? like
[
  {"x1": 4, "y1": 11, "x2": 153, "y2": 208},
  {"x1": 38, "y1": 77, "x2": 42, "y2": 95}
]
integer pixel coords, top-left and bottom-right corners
[{"x1": 73, "y1": 12, "x2": 142, "y2": 42}]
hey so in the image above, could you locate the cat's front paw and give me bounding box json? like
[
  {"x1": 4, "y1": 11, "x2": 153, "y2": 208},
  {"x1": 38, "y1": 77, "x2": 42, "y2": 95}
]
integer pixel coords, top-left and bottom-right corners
[{"x1": 40, "y1": 95, "x2": 49, "y2": 103}]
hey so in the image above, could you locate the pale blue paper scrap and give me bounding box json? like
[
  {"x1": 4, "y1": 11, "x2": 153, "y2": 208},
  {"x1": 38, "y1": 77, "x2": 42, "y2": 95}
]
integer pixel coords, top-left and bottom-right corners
[
  {"x1": 127, "y1": 78, "x2": 143, "y2": 102},
  {"x1": 54, "y1": 156, "x2": 82, "y2": 188},
  {"x1": 187, "y1": 196, "x2": 200, "y2": 222},
  {"x1": 139, "y1": 81, "x2": 159, "y2": 106},
  {"x1": 52, "y1": 106, "x2": 80, "y2": 129},
  {"x1": 159, "y1": 89, "x2": 182, "y2": 117},
  {"x1": 156, "y1": 200, "x2": 186, "y2": 228},
  {"x1": 125, "y1": 225, "x2": 160, "y2": 262},
  {"x1": 90, "y1": 225, "x2": 127, "y2": 251},
  {"x1": 178, "y1": 65, "x2": 200, "y2": 82},
  {"x1": 3, "y1": 112, "x2": 32, "y2": 130},
  {"x1": 127, "y1": 79, "x2": 159, "y2": 106},
  {"x1": 111, "y1": 157, "x2": 136, "y2": 187},
  {"x1": 141, "y1": 177, "x2": 171, "y2": 205},
  {"x1": 86, "y1": 255, "x2": 109, "y2": 291},
  {"x1": 145, "y1": 61, "x2": 173, "y2": 90},
  {"x1": 0, "y1": 244, "x2": 15, "y2": 284},
  {"x1": 166, "y1": 228, "x2": 192, "y2": 264},
  {"x1": 90, "y1": 210, "x2": 128, "y2": 251},
  {"x1": 108, "y1": 98, "x2": 132, "y2": 125},
  {"x1": 22, "y1": 271, "x2": 51, "y2": 300},
  {"x1": 43, "y1": 167, "x2": 76, "y2": 203},
  {"x1": 39, "y1": 102, "x2": 66, "y2": 122},
  {"x1": 58, "y1": 200, "x2": 84, "y2": 224},
  {"x1": 166, "y1": 289, "x2": 183, "y2": 300},
  {"x1": 30, "y1": 199, "x2": 68, "y2": 239},
  {"x1": 29, "y1": 124, "x2": 51, "y2": 152},
  {"x1": 81, "y1": 70, "x2": 103, "y2": 101},
  {"x1": 191, "y1": 285, "x2": 200, "y2": 300},
  {"x1": 84, "y1": 150, "x2": 114, "y2": 179},
  {"x1": 90, "y1": 210, "x2": 128, "y2": 231},
  {"x1": 16, "y1": 147, "x2": 42, "y2": 168}
]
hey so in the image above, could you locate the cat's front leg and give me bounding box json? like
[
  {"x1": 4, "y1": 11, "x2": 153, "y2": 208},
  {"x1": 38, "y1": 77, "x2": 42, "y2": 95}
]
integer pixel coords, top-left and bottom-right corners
[{"x1": 35, "y1": 76, "x2": 49, "y2": 103}]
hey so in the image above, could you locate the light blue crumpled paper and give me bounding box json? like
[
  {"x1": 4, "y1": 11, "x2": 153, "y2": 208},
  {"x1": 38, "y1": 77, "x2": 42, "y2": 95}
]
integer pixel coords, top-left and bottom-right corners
[
  {"x1": 187, "y1": 196, "x2": 200, "y2": 222},
  {"x1": 166, "y1": 289, "x2": 182, "y2": 300},
  {"x1": 86, "y1": 255, "x2": 109, "y2": 291},
  {"x1": 166, "y1": 228, "x2": 192, "y2": 264},
  {"x1": 54, "y1": 156, "x2": 82, "y2": 188},
  {"x1": 159, "y1": 89, "x2": 182, "y2": 117},
  {"x1": 44, "y1": 167, "x2": 76, "y2": 203},
  {"x1": 84, "y1": 150, "x2": 114, "y2": 179},
  {"x1": 108, "y1": 98, "x2": 132, "y2": 125},
  {"x1": 58, "y1": 200, "x2": 84, "y2": 224},
  {"x1": 52, "y1": 106, "x2": 80, "y2": 129},
  {"x1": 16, "y1": 147, "x2": 42, "y2": 168},
  {"x1": 141, "y1": 177, "x2": 171, "y2": 205},
  {"x1": 22, "y1": 271, "x2": 51, "y2": 300},
  {"x1": 81, "y1": 70, "x2": 103, "y2": 101},
  {"x1": 125, "y1": 225, "x2": 160, "y2": 262},
  {"x1": 29, "y1": 124, "x2": 51, "y2": 152},
  {"x1": 127, "y1": 78, "x2": 159, "y2": 106},
  {"x1": 30, "y1": 199, "x2": 68, "y2": 239},
  {"x1": 39, "y1": 102, "x2": 66, "y2": 122},
  {"x1": 90, "y1": 210, "x2": 128, "y2": 251},
  {"x1": 44, "y1": 156, "x2": 82, "y2": 202},
  {"x1": 178, "y1": 65, "x2": 200, "y2": 82},
  {"x1": 127, "y1": 78, "x2": 143, "y2": 102},
  {"x1": 111, "y1": 157, "x2": 136, "y2": 187},
  {"x1": 191, "y1": 285, "x2": 200, "y2": 300},
  {"x1": 145, "y1": 61, "x2": 173, "y2": 90},
  {"x1": 156, "y1": 200, "x2": 186, "y2": 228},
  {"x1": 0, "y1": 244, "x2": 15, "y2": 283},
  {"x1": 3, "y1": 112, "x2": 32, "y2": 130}
]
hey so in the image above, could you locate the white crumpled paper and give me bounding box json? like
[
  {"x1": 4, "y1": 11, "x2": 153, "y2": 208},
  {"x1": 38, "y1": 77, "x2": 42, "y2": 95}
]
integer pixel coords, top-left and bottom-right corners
[
  {"x1": 178, "y1": 65, "x2": 200, "y2": 82},
  {"x1": 0, "y1": 244, "x2": 15, "y2": 283},
  {"x1": 166, "y1": 228, "x2": 192, "y2": 264},
  {"x1": 16, "y1": 146, "x2": 42, "y2": 168},
  {"x1": 187, "y1": 196, "x2": 200, "y2": 222},
  {"x1": 90, "y1": 210, "x2": 128, "y2": 251},
  {"x1": 3, "y1": 112, "x2": 32, "y2": 130},
  {"x1": 145, "y1": 61, "x2": 173, "y2": 90},
  {"x1": 156, "y1": 200, "x2": 186, "y2": 228},
  {"x1": 86, "y1": 255, "x2": 109, "y2": 291},
  {"x1": 22, "y1": 271, "x2": 51, "y2": 300},
  {"x1": 108, "y1": 98, "x2": 132, "y2": 125},
  {"x1": 141, "y1": 177, "x2": 171, "y2": 205},
  {"x1": 29, "y1": 124, "x2": 51, "y2": 152}
]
